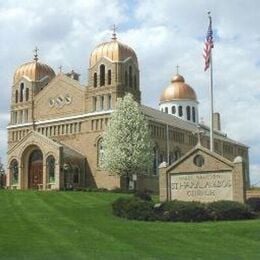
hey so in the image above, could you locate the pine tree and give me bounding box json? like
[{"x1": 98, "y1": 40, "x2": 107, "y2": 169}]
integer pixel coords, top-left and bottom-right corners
[{"x1": 102, "y1": 93, "x2": 153, "y2": 180}]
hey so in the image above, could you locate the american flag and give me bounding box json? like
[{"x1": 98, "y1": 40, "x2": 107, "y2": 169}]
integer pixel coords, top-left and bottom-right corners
[{"x1": 203, "y1": 14, "x2": 214, "y2": 71}]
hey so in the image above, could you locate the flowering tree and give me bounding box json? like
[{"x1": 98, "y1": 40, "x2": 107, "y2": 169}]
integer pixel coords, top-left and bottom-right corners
[{"x1": 102, "y1": 94, "x2": 153, "y2": 181}]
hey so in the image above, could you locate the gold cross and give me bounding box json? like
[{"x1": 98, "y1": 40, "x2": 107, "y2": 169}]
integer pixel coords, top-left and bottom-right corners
[
  {"x1": 176, "y1": 64, "x2": 180, "y2": 74},
  {"x1": 34, "y1": 46, "x2": 39, "y2": 61},
  {"x1": 111, "y1": 24, "x2": 118, "y2": 40}
]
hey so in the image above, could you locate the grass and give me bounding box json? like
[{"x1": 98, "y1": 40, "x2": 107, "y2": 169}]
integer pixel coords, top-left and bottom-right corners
[{"x1": 0, "y1": 190, "x2": 260, "y2": 260}]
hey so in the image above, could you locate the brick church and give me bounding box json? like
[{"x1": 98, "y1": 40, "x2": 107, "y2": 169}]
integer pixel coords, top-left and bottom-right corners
[{"x1": 6, "y1": 31, "x2": 250, "y2": 191}]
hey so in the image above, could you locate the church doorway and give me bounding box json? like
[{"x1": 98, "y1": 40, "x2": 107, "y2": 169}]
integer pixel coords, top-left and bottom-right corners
[{"x1": 28, "y1": 149, "x2": 43, "y2": 189}]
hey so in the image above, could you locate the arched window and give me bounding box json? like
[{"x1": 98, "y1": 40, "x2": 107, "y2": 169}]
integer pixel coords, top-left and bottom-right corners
[
  {"x1": 94, "y1": 73, "x2": 97, "y2": 87},
  {"x1": 186, "y1": 106, "x2": 191, "y2": 121},
  {"x1": 10, "y1": 159, "x2": 18, "y2": 185},
  {"x1": 100, "y1": 96, "x2": 104, "y2": 110},
  {"x1": 73, "y1": 167, "x2": 79, "y2": 184},
  {"x1": 129, "y1": 66, "x2": 133, "y2": 88},
  {"x1": 108, "y1": 94, "x2": 112, "y2": 109},
  {"x1": 108, "y1": 70, "x2": 111, "y2": 85},
  {"x1": 178, "y1": 106, "x2": 183, "y2": 117},
  {"x1": 153, "y1": 146, "x2": 159, "y2": 175},
  {"x1": 97, "y1": 138, "x2": 104, "y2": 167},
  {"x1": 25, "y1": 88, "x2": 29, "y2": 101},
  {"x1": 15, "y1": 90, "x2": 18, "y2": 103},
  {"x1": 93, "y1": 97, "x2": 97, "y2": 111},
  {"x1": 100, "y1": 65, "x2": 105, "y2": 86},
  {"x1": 125, "y1": 71, "x2": 128, "y2": 86},
  {"x1": 192, "y1": 107, "x2": 196, "y2": 122},
  {"x1": 174, "y1": 149, "x2": 181, "y2": 161},
  {"x1": 13, "y1": 111, "x2": 17, "y2": 124},
  {"x1": 171, "y1": 106, "x2": 176, "y2": 114},
  {"x1": 165, "y1": 107, "x2": 168, "y2": 113},
  {"x1": 46, "y1": 156, "x2": 55, "y2": 183},
  {"x1": 20, "y1": 83, "x2": 24, "y2": 102}
]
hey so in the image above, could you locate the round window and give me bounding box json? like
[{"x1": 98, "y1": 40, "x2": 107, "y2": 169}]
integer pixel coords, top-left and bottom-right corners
[
  {"x1": 193, "y1": 155, "x2": 205, "y2": 167},
  {"x1": 49, "y1": 98, "x2": 55, "y2": 107}
]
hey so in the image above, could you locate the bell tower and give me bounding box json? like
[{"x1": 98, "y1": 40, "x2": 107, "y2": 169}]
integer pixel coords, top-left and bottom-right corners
[
  {"x1": 86, "y1": 27, "x2": 141, "y2": 113},
  {"x1": 8, "y1": 48, "x2": 55, "y2": 147}
]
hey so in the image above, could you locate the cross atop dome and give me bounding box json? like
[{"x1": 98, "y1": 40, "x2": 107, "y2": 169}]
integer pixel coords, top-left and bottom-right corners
[
  {"x1": 33, "y1": 46, "x2": 39, "y2": 62},
  {"x1": 176, "y1": 64, "x2": 180, "y2": 74},
  {"x1": 111, "y1": 24, "x2": 118, "y2": 40}
]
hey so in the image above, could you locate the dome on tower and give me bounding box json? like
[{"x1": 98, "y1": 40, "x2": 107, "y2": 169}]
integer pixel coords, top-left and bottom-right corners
[
  {"x1": 89, "y1": 33, "x2": 138, "y2": 68},
  {"x1": 160, "y1": 74, "x2": 197, "y2": 103},
  {"x1": 13, "y1": 53, "x2": 55, "y2": 84}
]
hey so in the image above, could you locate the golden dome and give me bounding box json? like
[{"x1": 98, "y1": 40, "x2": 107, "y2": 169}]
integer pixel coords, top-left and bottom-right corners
[
  {"x1": 160, "y1": 74, "x2": 197, "y2": 102},
  {"x1": 14, "y1": 60, "x2": 55, "y2": 84},
  {"x1": 89, "y1": 38, "x2": 138, "y2": 68}
]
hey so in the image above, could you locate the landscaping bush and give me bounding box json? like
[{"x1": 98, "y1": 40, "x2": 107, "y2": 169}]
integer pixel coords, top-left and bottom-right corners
[
  {"x1": 207, "y1": 200, "x2": 255, "y2": 220},
  {"x1": 112, "y1": 197, "x2": 155, "y2": 221},
  {"x1": 246, "y1": 198, "x2": 260, "y2": 212},
  {"x1": 112, "y1": 197, "x2": 256, "y2": 222},
  {"x1": 134, "y1": 191, "x2": 152, "y2": 201},
  {"x1": 157, "y1": 200, "x2": 211, "y2": 222},
  {"x1": 112, "y1": 197, "x2": 130, "y2": 218}
]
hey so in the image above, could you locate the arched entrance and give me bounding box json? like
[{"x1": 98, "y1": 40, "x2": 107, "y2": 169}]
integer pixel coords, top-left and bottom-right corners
[{"x1": 28, "y1": 149, "x2": 43, "y2": 189}]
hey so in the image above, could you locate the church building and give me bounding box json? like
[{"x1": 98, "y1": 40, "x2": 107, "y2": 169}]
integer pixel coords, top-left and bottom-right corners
[{"x1": 6, "y1": 32, "x2": 250, "y2": 192}]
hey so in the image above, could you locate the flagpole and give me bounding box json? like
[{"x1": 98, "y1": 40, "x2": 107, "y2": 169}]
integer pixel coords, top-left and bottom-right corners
[
  {"x1": 209, "y1": 49, "x2": 214, "y2": 152},
  {"x1": 203, "y1": 11, "x2": 214, "y2": 152}
]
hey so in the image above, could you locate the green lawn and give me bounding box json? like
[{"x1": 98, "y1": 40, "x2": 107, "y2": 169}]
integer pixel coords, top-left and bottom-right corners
[{"x1": 0, "y1": 191, "x2": 260, "y2": 260}]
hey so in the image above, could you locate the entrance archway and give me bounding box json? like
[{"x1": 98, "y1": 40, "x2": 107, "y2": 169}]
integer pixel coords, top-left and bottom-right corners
[{"x1": 28, "y1": 149, "x2": 43, "y2": 189}]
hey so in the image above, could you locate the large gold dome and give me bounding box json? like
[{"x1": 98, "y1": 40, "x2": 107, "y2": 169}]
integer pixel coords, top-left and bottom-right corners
[
  {"x1": 89, "y1": 38, "x2": 138, "y2": 68},
  {"x1": 160, "y1": 74, "x2": 197, "y2": 102},
  {"x1": 14, "y1": 60, "x2": 55, "y2": 84}
]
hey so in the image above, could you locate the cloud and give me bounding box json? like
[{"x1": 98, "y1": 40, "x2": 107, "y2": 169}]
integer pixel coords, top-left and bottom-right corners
[{"x1": 0, "y1": 0, "x2": 259, "y2": 185}]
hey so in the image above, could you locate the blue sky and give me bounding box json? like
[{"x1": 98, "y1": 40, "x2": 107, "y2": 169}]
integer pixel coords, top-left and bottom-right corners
[{"x1": 0, "y1": 0, "x2": 260, "y2": 185}]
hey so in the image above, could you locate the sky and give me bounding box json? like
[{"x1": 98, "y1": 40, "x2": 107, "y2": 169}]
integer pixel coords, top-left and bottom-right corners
[{"x1": 0, "y1": 0, "x2": 260, "y2": 185}]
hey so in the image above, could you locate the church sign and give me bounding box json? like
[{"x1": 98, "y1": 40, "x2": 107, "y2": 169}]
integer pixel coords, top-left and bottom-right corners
[
  {"x1": 170, "y1": 172, "x2": 233, "y2": 203},
  {"x1": 159, "y1": 146, "x2": 246, "y2": 203}
]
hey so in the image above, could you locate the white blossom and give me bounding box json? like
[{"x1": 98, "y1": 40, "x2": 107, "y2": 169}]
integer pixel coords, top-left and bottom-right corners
[{"x1": 102, "y1": 94, "x2": 153, "y2": 177}]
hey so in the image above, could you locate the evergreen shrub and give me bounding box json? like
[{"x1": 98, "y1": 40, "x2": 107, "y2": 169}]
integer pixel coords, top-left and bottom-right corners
[
  {"x1": 246, "y1": 198, "x2": 260, "y2": 212},
  {"x1": 112, "y1": 197, "x2": 155, "y2": 220},
  {"x1": 112, "y1": 196, "x2": 256, "y2": 222},
  {"x1": 157, "y1": 200, "x2": 211, "y2": 222},
  {"x1": 207, "y1": 200, "x2": 255, "y2": 220},
  {"x1": 134, "y1": 191, "x2": 152, "y2": 201}
]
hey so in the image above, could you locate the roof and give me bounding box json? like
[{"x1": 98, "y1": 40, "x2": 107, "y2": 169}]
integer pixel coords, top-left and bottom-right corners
[
  {"x1": 89, "y1": 39, "x2": 138, "y2": 68},
  {"x1": 13, "y1": 61, "x2": 55, "y2": 84},
  {"x1": 141, "y1": 105, "x2": 248, "y2": 148},
  {"x1": 160, "y1": 74, "x2": 197, "y2": 102}
]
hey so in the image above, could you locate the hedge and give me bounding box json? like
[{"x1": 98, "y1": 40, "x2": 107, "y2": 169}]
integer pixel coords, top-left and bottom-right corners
[
  {"x1": 112, "y1": 197, "x2": 155, "y2": 221},
  {"x1": 246, "y1": 198, "x2": 260, "y2": 212},
  {"x1": 156, "y1": 200, "x2": 211, "y2": 222},
  {"x1": 112, "y1": 196, "x2": 256, "y2": 222},
  {"x1": 207, "y1": 200, "x2": 255, "y2": 220}
]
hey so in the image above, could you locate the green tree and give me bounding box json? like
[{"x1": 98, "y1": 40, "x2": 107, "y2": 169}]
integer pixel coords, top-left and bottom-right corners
[{"x1": 102, "y1": 94, "x2": 153, "y2": 184}]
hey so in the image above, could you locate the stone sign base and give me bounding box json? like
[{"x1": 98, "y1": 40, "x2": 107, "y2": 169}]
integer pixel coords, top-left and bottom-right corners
[{"x1": 159, "y1": 145, "x2": 245, "y2": 203}]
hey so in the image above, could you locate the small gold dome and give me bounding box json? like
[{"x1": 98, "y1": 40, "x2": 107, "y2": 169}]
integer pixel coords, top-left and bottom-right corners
[
  {"x1": 160, "y1": 74, "x2": 197, "y2": 102},
  {"x1": 14, "y1": 61, "x2": 55, "y2": 84},
  {"x1": 171, "y1": 74, "x2": 185, "y2": 83},
  {"x1": 89, "y1": 39, "x2": 138, "y2": 68}
]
